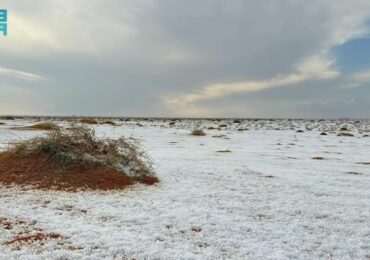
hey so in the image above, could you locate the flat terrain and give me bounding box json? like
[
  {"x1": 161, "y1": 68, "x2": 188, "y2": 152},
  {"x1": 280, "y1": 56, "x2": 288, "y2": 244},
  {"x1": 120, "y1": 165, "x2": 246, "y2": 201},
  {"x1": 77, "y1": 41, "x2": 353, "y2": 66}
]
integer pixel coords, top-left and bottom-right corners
[{"x1": 0, "y1": 118, "x2": 369, "y2": 259}]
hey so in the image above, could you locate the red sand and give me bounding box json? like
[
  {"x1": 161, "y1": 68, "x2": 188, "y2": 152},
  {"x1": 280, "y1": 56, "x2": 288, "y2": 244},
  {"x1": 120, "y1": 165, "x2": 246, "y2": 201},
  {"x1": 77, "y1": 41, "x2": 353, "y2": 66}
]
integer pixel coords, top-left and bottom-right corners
[{"x1": 0, "y1": 152, "x2": 158, "y2": 191}]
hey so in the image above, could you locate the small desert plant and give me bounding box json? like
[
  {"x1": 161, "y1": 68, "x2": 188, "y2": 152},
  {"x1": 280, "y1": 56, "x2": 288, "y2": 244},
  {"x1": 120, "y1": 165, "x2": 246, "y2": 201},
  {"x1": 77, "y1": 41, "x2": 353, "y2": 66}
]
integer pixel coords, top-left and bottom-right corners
[
  {"x1": 11, "y1": 122, "x2": 60, "y2": 131},
  {"x1": 191, "y1": 129, "x2": 206, "y2": 136},
  {"x1": 0, "y1": 116, "x2": 15, "y2": 120},
  {"x1": 216, "y1": 149, "x2": 231, "y2": 153},
  {"x1": 337, "y1": 132, "x2": 354, "y2": 137},
  {"x1": 7, "y1": 124, "x2": 154, "y2": 178},
  {"x1": 312, "y1": 156, "x2": 324, "y2": 160},
  {"x1": 101, "y1": 120, "x2": 117, "y2": 126},
  {"x1": 29, "y1": 122, "x2": 59, "y2": 130},
  {"x1": 79, "y1": 118, "x2": 98, "y2": 124}
]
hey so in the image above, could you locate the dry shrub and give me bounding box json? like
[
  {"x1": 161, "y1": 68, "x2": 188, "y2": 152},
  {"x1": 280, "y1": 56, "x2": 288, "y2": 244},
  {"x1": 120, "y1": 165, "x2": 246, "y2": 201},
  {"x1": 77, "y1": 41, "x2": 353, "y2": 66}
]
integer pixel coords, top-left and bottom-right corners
[
  {"x1": 0, "y1": 116, "x2": 15, "y2": 120},
  {"x1": 337, "y1": 132, "x2": 354, "y2": 137},
  {"x1": 312, "y1": 156, "x2": 324, "y2": 160},
  {"x1": 212, "y1": 134, "x2": 227, "y2": 138},
  {"x1": 216, "y1": 149, "x2": 231, "y2": 153},
  {"x1": 357, "y1": 162, "x2": 370, "y2": 165},
  {"x1": 0, "y1": 125, "x2": 157, "y2": 191},
  {"x1": 191, "y1": 227, "x2": 202, "y2": 233},
  {"x1": 9, "y1": 125, "x2": 154, "y2": 177},
  {"x1": 191, "y1": 129, "x2": 206, "y2": 136},
  {"x1": 347, "y1": 172, "x2": 362, "y2": 175},
  {"x1": 12, "y1": 122, "x2": 59, "y2": 131},
  {"x1": 79, "y1": 118, "x2": 98, "y2": 124},
  {"x1": 101, "y1": 120, "x2": 117, "y2": 126}
]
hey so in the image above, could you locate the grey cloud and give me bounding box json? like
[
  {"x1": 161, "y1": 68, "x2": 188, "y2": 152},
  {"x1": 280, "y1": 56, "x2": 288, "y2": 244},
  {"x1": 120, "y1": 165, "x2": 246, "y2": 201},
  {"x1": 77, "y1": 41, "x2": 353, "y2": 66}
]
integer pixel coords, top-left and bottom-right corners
[{"x1": 0, "y1": 0, "x2": 370, "y2": 117}]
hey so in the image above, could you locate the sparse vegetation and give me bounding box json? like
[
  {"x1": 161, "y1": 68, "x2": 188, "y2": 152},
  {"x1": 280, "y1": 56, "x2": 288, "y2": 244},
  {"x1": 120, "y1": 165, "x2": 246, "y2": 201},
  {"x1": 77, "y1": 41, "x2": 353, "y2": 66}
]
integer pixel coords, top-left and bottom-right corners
[
  {"x1": 216, "y1": 150, "x2": 231, "y2": 153},
  {"x1": 212, "y1": 134, "x2": 229, "y2": 139},
  {"x1": 79, "y1": 118, "x2": 99, "y2": 125},
  {"x1": 337, "y1": 132, "x2": 354, "y2": 137},
  {"x1": 12, "y1": 122, "x2": 60, "y2": 131},
  {"x1": 191, "y1": 129, "x2": 206, "y2": 136},
  {"x1": 101, "y1": 120, "x2": 117, "y2": 126},
  {"x1": 0, "y1": 116, "x2": 15, "y2": 120},
  {"x1": 191, "y1": 227, "x2": 202, "y2": 233},
  {"x1": 347, "y1": 172, "x2": 362, "y2": 175},
  {"x1": 0, "y1": 125, "x2": 157, "y2": 191},
  {"x1": 357, "y1": 162, "x2": 370, "y2": 165}
]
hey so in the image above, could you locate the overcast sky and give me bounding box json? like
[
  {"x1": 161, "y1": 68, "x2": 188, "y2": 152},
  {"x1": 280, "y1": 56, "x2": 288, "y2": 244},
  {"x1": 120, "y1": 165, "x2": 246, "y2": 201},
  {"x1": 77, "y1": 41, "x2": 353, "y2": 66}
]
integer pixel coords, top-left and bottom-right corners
[{"x1": 1, "y1": 0, "x2": 370, "y2": 118}]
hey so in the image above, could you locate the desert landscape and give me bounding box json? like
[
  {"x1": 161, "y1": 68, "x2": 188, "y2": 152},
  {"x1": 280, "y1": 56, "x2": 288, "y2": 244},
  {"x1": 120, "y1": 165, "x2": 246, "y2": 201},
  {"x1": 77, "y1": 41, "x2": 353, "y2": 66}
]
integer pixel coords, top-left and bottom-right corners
[
  {"x1": 0, "y1": 117, "x2": 369, "y2": 259},
  {"x1": 2, "y1": 0, "x2": 370, "y2": 259}
]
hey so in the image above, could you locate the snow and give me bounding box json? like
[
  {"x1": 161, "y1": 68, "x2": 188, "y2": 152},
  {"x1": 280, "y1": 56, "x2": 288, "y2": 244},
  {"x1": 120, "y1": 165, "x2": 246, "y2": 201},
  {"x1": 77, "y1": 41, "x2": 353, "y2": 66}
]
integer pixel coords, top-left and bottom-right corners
[{"x1": 0, "y1": 118, "x2": 370, "y2": 259}]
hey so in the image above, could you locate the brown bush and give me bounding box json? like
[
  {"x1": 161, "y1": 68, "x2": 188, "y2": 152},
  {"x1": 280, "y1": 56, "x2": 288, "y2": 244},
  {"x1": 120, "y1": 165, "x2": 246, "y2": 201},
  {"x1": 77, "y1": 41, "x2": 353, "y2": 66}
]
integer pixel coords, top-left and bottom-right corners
[
  {"x1": 0, "y1": 125, "x2": 157, "y2": 191},
  {"x1": 79, "y1": 118, "x2": 98, "y2": 124},
  {"x1": 101, "y1": 120, "x2": 117, "y2": 126},
  {"x1": 0, "y1": 116, "x2": 15, "y2": 120},
  {"x1": 191, "y1": 129, "x2": 206, "y2": 136},
  {"x1": 12, "y1": 122, "x2": 59, "y2": 131},
  {"x1": 337, "y1": 132, "x2": 354, "y2": 137},
  {"x1": 216, "y1": 149, "x2": 231, "y2": 153}
]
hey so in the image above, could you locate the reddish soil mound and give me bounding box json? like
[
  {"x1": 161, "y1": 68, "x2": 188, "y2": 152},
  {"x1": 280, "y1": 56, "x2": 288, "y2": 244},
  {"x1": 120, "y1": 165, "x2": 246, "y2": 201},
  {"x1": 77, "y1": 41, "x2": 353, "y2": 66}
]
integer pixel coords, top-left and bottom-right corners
[{"x1": 0, "y1": 152, "x2": 158, "y2": 191}]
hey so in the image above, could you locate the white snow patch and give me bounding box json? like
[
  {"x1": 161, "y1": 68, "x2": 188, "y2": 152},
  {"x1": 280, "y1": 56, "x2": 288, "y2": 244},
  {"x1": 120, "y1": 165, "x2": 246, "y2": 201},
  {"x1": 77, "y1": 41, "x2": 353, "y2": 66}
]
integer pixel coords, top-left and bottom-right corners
[{"x1": 0, "y1": 119, "x2": 369, "y2": 259}]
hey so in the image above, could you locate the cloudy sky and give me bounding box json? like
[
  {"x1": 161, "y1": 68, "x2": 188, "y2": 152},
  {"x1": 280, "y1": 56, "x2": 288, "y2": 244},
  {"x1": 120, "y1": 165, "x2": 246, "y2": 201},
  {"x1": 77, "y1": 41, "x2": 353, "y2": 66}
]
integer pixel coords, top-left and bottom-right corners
[{"x1": 1, "y1": 0, "x2": 370, "y2": 118}]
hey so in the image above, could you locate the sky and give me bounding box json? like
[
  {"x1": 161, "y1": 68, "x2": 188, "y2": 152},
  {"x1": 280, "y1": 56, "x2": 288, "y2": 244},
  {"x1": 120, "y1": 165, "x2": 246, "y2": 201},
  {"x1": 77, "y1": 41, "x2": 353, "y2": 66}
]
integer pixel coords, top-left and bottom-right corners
[{"x1": 0, "y1": 0, "x2": 370, "y2": 118}]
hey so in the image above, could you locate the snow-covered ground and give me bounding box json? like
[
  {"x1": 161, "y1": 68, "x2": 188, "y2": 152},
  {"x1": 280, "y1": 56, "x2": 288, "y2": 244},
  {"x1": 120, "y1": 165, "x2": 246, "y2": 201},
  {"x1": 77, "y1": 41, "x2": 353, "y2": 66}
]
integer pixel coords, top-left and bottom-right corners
[{"x1": 0, "y1": 118, "x2": 369, "y2": 259}]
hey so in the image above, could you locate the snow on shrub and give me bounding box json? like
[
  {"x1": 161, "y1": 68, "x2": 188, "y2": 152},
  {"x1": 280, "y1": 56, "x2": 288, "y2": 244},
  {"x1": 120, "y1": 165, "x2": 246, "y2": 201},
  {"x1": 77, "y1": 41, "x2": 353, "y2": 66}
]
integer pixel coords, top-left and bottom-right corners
[
  {"x1": 8, "y1": 125, "x2": 154, "y2": 178},
  {"x1": 0, "y1": 124, "x2": 157, "y2": 191}
]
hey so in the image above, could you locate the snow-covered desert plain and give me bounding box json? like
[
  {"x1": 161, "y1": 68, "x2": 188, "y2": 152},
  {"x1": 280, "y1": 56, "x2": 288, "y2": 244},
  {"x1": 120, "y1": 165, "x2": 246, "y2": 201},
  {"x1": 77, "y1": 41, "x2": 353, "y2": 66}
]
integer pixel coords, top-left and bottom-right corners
[{"x1": 0, "y1": 118, "x2": 369, "y2": 259}]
